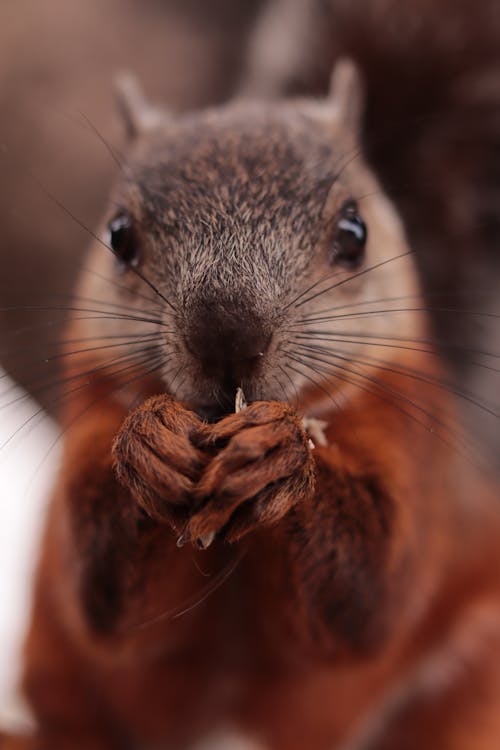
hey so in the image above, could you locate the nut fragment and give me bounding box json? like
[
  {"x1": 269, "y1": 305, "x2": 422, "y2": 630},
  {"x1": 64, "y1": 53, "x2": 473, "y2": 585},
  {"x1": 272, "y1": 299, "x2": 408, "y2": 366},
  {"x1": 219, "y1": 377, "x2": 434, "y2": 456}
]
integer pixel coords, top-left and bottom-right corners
[
  {"x1": 235, "y1": 387, "x2": 247, "y2": 413},
  {"x1": 301, "y1": 417, "x2": 329, "y2": 448},
  {"x1": 196, "y1": 531, "x2": 216, "y2": 550}
]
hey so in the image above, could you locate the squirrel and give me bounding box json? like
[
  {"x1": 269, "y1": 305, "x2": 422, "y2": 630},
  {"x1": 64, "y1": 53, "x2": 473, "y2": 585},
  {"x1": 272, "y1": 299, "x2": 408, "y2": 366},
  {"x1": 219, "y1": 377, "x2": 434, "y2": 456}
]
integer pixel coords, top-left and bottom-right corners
[{"x1": 1, "y1": 5, "x2": 500, "y2": 750}]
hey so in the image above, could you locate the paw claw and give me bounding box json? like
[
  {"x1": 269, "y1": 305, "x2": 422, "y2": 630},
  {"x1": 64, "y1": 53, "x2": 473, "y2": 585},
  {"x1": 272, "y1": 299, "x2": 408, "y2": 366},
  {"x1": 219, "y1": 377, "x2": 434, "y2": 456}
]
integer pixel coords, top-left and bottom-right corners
[
  {"x1": 196, "y1": 531, "x2": 216, "y2": 550},
  {"x1": 116, "y1": 397, "x2": 315, "y2": 545}
]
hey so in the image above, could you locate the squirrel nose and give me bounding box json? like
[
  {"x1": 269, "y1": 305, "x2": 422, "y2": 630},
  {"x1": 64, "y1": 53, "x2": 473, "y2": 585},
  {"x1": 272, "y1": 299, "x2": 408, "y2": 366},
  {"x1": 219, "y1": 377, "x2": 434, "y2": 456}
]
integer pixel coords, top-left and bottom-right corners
[{"x1": 186, "y1": 313, "x2": 272, "y2": 386}]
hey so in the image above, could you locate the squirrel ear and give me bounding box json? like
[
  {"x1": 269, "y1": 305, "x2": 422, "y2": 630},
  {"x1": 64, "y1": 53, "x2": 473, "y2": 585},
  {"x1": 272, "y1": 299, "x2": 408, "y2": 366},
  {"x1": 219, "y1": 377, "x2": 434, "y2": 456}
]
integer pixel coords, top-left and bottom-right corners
[
  {"x1": 328, "y1": 58, "x2": 364, "y2": 133},
  {"x1": 114, "y1": 73, "x2": 169, "y2": 140}
]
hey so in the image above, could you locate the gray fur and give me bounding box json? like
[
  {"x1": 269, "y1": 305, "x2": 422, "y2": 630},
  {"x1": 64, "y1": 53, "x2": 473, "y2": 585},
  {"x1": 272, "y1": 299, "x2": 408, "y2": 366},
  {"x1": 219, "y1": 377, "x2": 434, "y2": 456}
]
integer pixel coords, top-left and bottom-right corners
[{"x1": 83, "y1": 90, "x2": 419, "y2": 416}]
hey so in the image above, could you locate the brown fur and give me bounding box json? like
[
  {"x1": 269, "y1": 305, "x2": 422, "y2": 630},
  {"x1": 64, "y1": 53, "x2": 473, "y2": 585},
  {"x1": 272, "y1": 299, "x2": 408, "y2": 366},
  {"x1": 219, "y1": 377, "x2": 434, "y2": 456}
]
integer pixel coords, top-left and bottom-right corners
[{"x1": 2, "y1": 356, "x2": 500, "y2": 750}]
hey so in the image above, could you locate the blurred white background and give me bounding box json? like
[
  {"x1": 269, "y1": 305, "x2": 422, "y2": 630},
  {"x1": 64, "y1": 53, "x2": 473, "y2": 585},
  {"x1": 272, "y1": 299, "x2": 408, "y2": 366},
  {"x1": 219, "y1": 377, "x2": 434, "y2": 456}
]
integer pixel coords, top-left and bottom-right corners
[{"x1": 0, "y1": 371, "x2": 59, "y2": 729}]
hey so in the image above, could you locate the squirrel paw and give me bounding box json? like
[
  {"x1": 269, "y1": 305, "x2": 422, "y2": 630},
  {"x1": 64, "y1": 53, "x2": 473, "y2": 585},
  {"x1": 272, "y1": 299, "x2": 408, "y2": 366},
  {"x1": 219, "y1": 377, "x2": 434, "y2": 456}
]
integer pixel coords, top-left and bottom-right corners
[
  {"x1": 182, "y1": 401, "x2": 315, "y2": 546},
  {"x1": 112, "y1": 395, "x2": 209, "y2": 530}
]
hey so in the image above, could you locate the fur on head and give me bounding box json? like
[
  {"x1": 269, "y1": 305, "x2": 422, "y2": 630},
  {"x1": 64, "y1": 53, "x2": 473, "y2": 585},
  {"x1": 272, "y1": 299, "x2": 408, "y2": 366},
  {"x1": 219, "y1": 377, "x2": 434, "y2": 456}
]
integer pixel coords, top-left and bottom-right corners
[{"x1": 79, "y1": 60, "x2": 421, "y2": 419}]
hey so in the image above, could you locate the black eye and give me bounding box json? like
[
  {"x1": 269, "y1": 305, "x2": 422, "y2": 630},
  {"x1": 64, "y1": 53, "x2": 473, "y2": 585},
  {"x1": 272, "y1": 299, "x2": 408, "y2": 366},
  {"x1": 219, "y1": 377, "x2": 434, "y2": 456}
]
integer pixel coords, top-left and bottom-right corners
[
  {"x1": 108, "y1": 210, "x2": 139, "y2": 267},
  {"x1": 330, "y1": 200, "x2": 367, "y2": 269}
]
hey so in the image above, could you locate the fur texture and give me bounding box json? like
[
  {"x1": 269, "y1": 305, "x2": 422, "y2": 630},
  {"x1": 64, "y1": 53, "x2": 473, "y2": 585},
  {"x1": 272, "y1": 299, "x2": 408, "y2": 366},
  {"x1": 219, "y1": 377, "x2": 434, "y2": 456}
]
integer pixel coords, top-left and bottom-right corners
[{"x1": 1, "y1": 5, "x2": 500, "y2": 749}]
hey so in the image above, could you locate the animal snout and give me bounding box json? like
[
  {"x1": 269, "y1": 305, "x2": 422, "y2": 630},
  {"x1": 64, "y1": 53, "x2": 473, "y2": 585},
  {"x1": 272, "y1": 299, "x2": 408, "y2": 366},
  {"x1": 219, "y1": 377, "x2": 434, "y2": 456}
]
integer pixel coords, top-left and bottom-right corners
[{"x1": 185, "y1": 308, "x2": 272, "y2": 387}]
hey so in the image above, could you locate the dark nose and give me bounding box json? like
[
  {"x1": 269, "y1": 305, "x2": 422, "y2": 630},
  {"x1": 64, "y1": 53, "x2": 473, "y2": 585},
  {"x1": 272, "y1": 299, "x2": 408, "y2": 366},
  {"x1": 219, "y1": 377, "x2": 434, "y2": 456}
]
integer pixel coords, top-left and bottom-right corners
[{"x1": 186, "y1": 308, "x2": 272, "y2": 388}]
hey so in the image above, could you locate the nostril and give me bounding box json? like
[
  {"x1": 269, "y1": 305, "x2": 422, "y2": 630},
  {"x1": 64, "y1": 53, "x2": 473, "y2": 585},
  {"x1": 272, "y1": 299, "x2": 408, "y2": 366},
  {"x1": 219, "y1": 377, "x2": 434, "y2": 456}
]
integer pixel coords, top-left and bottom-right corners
[
  {"x1": 244, "y1": 332, "x2": 272, "y2": 361},
  {"x1": 186, "y1": 324, "x2": 272, "y2": 382},
  {"x1": 244, "y1": 352, "x2": 265, "y2": 371}
]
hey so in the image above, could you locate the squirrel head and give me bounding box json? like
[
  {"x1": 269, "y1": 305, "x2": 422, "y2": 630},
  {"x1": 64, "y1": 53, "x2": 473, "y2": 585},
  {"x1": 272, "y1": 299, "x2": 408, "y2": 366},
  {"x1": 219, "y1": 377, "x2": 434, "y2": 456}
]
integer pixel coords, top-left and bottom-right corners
[{"x1": 80, "y1": 60, "x2": 421, "y2": 419}]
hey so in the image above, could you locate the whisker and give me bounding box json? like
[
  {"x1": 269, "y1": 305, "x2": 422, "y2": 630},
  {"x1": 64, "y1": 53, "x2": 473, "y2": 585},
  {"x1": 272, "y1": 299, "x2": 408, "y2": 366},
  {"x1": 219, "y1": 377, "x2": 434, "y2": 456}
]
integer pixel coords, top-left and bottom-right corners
[
  {"x1": 0, "y1": 303, "x2": 167, "y2": 326},
  {"x1": 0, "y1": 331, "x2": 163, "y2": 360},
  {"x1": 80, "y1": 266, "x2": 162, "y2": 311},
  {"x1": 20, "y1": 351, "x2": 172, "y2": 499},
  {"x1": 29, "y1": 171, "x2": 179, "y2": 319},
  {"x1": 76, "y1": 109, "x2": 126, "y2": 172},
  {"x1": 0, "y1": 312, "x2": 170, "y2": 345},
  {"x1": 277, "y1": 362, "x2": 301, "y2": 404},
  {"x1": 298, "y1": 306, "x2": 500, "y2": 325},
  {"x1": 294, "y1": 251, "x2": 412, "y2": 309},
  {"x1": 0, "y1": 348, "x2": 158, "y2": 452},
  {"x1": 52, "y1": 291, "x2": 164, "y2": 318},
  {"x1": 0, "y1": 341, "x2": 166, "y2": 410},
  {"x1": 284, "y1": 354, "x2": 343, "y2": 413},
  {"x1": 295, "y1": 342, "x2": 499, "y2": 420},
  {"x1": 272, "y1": 372, "x2": 290, "y2": 404},
  {"x1": 130, "y1": 267, "x2": 178, "y2": 314},
  {"x1": 5, "y1": 337, "x2": 161, "y2": 379},
  {"x1": 168, "y1": 363, "x2": 185, "y2": 391},
  {"x1": 296, "y1": 290, "x2": 498, "y2": 319},
  {"x1": 288, "y1": 349, "x2": 474, "y2": 460},
  {"x1": 284, "y1": 267, "x2": 344, "y2": 312},
  {"x1": 287, "y1": 331, "x2": 500, "y2": 368},
  {"x1": 129, "y1": 550, "x2": 245, "y2": 632},
  {"x1": 41, "y1": 335, "x2": 161, "y2": 364}
]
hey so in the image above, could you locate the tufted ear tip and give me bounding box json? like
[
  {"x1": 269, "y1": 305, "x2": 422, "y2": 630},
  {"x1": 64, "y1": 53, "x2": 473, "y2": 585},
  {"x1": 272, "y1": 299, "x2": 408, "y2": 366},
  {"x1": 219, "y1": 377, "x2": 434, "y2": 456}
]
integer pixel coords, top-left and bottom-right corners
[
  {"x1": 328, "y1": 58, "x2": 364, "y2": 133},
  {"x1": 114, "y1": 72, "x2": 170, "y2": 140}
]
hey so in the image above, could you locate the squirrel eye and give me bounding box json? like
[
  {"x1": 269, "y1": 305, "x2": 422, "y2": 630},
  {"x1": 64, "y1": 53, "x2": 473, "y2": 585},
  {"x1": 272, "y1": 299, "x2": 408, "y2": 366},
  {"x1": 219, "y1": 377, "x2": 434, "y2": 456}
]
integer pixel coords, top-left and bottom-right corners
[
  {"x1": 330, "y1": 200, "x2": 367, "y2": 269},
  {"x1": 107, "y1": 210, "x2": 139, "y2": 267}
]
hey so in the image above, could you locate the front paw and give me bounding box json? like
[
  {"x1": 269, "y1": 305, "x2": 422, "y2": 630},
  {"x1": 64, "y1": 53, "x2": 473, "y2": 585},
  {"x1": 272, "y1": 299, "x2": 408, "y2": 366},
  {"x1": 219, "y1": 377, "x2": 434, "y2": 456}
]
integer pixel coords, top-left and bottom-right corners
[
  {"x1": 112, "y1": 395, "x2": 209, "y2": 530},
  {"x1": 183, "y1": 401, "x2": 316, "y2": 546}
]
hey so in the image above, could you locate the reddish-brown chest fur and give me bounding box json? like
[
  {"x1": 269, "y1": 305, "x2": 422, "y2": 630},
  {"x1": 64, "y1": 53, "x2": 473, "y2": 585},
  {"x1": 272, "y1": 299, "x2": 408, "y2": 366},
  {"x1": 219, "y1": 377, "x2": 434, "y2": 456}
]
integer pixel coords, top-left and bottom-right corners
[{"x1": 17, "y1": 349, "x2": 500, "y2": 750}]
